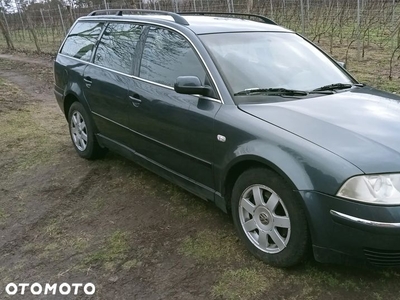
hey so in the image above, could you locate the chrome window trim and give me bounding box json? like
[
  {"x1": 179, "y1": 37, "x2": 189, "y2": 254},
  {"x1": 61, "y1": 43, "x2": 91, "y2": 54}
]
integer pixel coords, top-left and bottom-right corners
[
  {"x1": 58, "y1": 18, "x2": 224, "y2": 103},
  {"x1": 132, "y1": 73, "x2": 175, "y2": 90},
  {"x1": 330, "y1": 210, "x2": 400, "y2": 228},
  {"x1": 58, "y1": 53, "x2": 222, "y2": 103},
  {"x1": 192, "y1": 95, "x2": 222, "y2": 103}
]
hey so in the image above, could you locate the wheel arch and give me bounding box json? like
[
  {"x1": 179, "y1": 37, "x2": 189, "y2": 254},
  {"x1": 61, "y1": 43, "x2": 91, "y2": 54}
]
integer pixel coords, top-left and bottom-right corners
[
  {"x1": 63, "y1": 91, "x2": 99, "y2": 136},
  {"x1": 62, "y1": 79, "x2": 91, "y2": 119},
  {"x1": 222, "y1": 155, "x2": 302, "y2": 210},
  {"x1": 63, "y1": 93, "x2": 80, "y2": 119},
  {"x1": 219, "y1": 136, "x2": 331, "y2": 213}
]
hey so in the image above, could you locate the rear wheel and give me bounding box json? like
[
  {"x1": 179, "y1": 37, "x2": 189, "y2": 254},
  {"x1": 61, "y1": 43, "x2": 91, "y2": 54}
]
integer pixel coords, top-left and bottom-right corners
[
  {"x1": 68, "y1": 102, "x2": 107, "y2": 159},
  {"x1": 231, "y1": 168, "x2": 309, "y2": 267}
]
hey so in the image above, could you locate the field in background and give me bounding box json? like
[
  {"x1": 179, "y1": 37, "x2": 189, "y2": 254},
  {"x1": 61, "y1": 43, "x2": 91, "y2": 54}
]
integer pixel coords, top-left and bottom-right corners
[{"x1": 0, "y1": 0, "x2": 399, "y2": 92}]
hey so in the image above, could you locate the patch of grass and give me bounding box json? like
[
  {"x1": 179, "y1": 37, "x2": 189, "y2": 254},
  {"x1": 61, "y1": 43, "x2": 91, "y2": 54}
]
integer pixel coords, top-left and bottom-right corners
[
  {"x1": 212, "y1": 268, "x2": 271, "y2": 300},
  {"x1": 43, "y1": 219, "x2": 64, "y2": 238},
  {"x1": 36, "y1": 238, "x2": 89, "y2": 261},
  {"x1": 0, "y1": 78, "x2": 25, "y2": 107},
  {"x1": 0, "y1": 208, "x2": 10, "y2": 224},
  {"x1": 70, "y1": 236, "x2": 90, "y2": 252},
  {"x1": 290, "y1": 264, "x2": 362, "y2": 292},
  {"x1": 179, "y1": 229, "x2": 246, "y2": 263},
  {"x1": 122, "y1": 259, "x2": 139, "y2": 271},
  {"x1": 166, "y1": 185, "x2": 212, "y2": 220},
  {"x1": 0, "y1": 82, "x2": 64, "y2": 171},
  {"x1": 84, "y1": 230, "x2": 131, "y2": 270},
  {"x1": 373, "y1": 292, "x2": 383, "y2": 300},
  {"x1": 11, "y1": 260, "x2": 27, "y2": 272},
  {"x1": 289, "y1": 284, "x2": 319, "y2": 300},
  {"x1": 23, "y1": 218, "x2": 91, "y2": 262}
]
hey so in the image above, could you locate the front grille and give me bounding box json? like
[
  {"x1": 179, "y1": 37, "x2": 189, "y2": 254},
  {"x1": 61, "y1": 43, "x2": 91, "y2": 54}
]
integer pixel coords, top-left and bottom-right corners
[{"x1": 364, "y1": 249, "x2": 400, "y2": 267}]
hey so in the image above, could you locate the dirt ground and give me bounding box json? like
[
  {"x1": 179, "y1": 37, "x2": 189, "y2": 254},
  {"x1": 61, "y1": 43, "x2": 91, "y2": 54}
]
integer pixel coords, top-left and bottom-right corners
[{"x1": 1, "y1": 53, "x2": 400, "y2": 300}]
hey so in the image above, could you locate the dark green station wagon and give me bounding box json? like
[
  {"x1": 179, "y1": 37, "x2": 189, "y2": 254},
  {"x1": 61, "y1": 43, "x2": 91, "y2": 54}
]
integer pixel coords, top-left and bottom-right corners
[{"x1": 54, "y1": 10, "x2": 400, "y2": 267}]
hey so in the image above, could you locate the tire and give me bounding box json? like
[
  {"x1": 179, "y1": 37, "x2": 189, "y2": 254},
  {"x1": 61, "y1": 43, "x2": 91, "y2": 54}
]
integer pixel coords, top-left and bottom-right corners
[
  {"x1": 67, "y1": 102, "x2": 107, "y2": 159},
  {"x1": 231, "y1": 168, "x2": 309, "y2": 267}
]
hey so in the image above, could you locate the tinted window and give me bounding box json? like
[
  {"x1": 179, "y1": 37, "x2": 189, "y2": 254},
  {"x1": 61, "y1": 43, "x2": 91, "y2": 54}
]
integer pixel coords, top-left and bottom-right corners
[
  {"x1": 140, "y1": 27, "x2": 206, "y2": 87},
  {"x1": 61, "y1": 22, "x2": 103, "y2": 61},
  {"x1": 95, "y1": 23, "x2": 142, "y2": 74}
]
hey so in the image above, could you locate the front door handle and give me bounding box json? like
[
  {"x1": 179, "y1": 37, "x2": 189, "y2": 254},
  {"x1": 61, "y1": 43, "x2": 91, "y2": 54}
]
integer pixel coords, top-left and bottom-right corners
[
  {"x1": 83, "y1": 76, "x2": 92, "y2": 88},
  {"x1": 129, "y1": 95, "x2": 142, "y2": 107}
]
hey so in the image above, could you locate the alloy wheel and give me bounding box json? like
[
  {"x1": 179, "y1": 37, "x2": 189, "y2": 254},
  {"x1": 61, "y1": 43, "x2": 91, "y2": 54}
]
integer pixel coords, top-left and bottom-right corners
[
  {"x1": 70, "y1": 111, "x2": 88, "y2": 151},
  {"x1": 238, "y1": 184, "x2": 291, "y2": 254}
]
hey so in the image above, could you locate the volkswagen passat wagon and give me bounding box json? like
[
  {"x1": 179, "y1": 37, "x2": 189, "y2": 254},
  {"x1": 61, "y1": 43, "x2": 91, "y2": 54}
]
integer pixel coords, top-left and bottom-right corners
[{"x1": 54, "y1": 10, "x2": 400, "y2": 267}]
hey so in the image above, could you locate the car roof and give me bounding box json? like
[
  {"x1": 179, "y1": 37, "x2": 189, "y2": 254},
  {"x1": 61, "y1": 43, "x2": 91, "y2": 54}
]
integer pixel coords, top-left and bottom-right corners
[
  {"x1": 77, "y1": 14, "x2": 292, "y2": 35},
  {"x1": 180, "y1": 16, "x2": 290, "y2": 34}
]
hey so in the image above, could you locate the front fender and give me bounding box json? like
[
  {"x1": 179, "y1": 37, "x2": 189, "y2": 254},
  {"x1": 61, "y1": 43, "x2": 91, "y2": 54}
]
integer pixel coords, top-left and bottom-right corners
[{"x1": 213, "y1": 106, "x2": 363, "y2": 197}]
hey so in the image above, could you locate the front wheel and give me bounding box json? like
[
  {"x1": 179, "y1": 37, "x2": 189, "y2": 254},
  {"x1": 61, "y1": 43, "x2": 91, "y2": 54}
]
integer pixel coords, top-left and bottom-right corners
[
  {"x1": 68, "y1": 102, "x2": 107, "y2": 159},
  {"x1": 231, "y1": 168, "x2": 309, "y2": 267}
]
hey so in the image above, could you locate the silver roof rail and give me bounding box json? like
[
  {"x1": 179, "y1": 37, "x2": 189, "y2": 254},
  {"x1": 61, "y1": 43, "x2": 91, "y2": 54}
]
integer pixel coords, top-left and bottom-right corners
[
  {"x1": 179, "y1": 12, "x2": 277, "y2": 25},
  {"x1": 88, "y1": 9, "x2": 189, "y2": 26}
]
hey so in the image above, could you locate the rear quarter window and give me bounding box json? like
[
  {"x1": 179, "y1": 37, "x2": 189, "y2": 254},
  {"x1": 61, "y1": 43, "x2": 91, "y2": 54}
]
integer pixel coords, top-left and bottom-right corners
[{"x1": 61, "y1": 22, "x2": 103, "y2": 61}]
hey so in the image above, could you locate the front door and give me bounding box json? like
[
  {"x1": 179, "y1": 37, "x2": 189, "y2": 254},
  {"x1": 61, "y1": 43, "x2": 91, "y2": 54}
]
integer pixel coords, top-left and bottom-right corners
[{"x1": 127, "y1": 26, "x2": 221, "y2": 192}]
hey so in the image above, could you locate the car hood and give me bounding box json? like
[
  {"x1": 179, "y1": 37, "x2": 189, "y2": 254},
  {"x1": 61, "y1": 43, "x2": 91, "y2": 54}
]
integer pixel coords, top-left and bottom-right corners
[{"x1": 238, "y1": 87, "x2": 400, "y2": 173}]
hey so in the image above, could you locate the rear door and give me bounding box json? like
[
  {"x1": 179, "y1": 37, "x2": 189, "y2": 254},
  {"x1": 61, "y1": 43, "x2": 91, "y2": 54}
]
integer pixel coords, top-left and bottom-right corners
[
  {"x1": 55, "y1": 21, "x2": 104, "y2": 112},
  {"x1": 83, "y1": 22, "x2": 143, "y2": 144},
  {"x1": 127, "y1": 26, "x2": 221, "y2": 193}
]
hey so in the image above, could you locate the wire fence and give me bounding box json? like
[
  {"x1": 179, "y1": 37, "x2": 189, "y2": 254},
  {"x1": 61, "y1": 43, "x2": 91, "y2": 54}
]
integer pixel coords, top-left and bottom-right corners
[{"x1": 0, "y1": 0, "x2": 399, "y2": 64}]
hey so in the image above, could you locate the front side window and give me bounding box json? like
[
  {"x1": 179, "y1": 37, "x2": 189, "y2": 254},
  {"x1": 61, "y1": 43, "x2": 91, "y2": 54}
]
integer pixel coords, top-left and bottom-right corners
[
  {"x1": 61, "y1": 22, "x2": 103, "y2": 61},
  {"x1": 94, "y1": 23, "x2": 143, "y2": 74},
  {"x1": 140, "y1": 27, "x2": 206, "y2": 87},
  {"x1": 200, "y1": 32, "x2": 354, "y2": 97}
]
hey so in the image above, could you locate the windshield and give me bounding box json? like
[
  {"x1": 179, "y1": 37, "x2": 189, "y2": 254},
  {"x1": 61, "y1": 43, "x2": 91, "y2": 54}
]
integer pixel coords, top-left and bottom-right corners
[{"x1": 199, "y1": 32, "x2": 355, "y2": 96}]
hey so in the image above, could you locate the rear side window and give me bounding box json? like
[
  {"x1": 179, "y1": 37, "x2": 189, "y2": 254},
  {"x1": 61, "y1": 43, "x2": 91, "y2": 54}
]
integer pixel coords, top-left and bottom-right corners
[
  {"x1": 140, "y1": 27, "x2": 206, "y2": 87},
  {"x1": 61, "y1": 22, "x2": 103, "y2": 61},
  {"x1": 94, "y1": 23, "x2": 142, "y2": 74}
]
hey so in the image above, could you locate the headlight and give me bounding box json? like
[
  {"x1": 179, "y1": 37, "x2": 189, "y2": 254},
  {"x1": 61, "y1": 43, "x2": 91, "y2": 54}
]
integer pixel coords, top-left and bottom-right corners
[{"x1": 337, "y1": 174, "x2": 400, "y2": 205}]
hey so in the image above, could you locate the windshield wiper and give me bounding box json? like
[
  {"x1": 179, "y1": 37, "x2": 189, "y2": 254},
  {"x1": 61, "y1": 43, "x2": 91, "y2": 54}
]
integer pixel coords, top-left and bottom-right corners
[
  {"x1": 313, "y1": 83, "x2": 364, "y2": 92},
  {"x1": 234, "y1": 88, "x2": 308, "y2": 96}
]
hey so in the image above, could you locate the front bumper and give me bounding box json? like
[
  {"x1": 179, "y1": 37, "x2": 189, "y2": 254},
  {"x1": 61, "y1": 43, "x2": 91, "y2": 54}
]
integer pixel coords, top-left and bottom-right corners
[{"x1": 300, "y1": 191, "x2": 400, "y2": 267}]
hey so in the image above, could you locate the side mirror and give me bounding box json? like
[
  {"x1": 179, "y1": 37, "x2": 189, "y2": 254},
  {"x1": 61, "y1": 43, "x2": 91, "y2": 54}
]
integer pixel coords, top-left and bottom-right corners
[
  {"x1": 174, "y1": 76, "x2": 212, "y2": 97},
  {"x1": 337, "y1": 61, "x2": 346, "y2": 69}
]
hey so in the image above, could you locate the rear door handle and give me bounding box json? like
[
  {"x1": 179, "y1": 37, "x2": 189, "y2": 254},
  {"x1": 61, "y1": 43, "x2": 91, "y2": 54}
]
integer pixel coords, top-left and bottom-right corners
[
  {"x1": 83, "y1": 76, "x2": 92, "y2": 88},
  {"x1": 129, "y1": 95, "x2": 142, "y2": 107}
]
